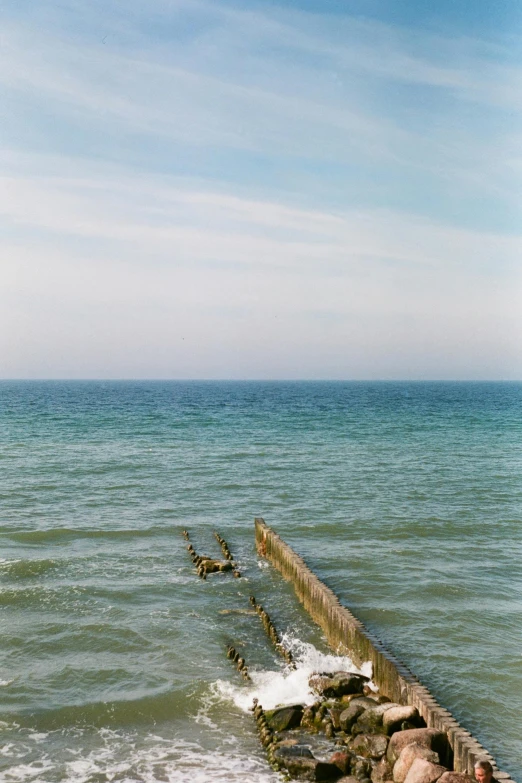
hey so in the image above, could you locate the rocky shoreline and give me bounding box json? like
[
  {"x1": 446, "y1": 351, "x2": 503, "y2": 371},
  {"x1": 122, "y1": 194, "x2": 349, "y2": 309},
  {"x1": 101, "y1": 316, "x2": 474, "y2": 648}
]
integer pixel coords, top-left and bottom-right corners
[{"x1": 252, "y1": 669, "x2": 475, "y2": 783}]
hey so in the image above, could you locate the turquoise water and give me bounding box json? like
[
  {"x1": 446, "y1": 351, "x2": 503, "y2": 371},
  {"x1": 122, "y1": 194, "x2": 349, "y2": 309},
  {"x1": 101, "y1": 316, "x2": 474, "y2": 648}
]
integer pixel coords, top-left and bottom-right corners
[{"x1": 1, "y1": 381, "x2": 521, "y2": 782}]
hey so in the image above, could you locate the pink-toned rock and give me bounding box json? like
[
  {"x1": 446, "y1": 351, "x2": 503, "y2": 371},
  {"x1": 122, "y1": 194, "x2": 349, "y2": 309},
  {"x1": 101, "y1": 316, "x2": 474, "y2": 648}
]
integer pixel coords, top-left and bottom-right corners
[
  {"x1": 383, "y1": 706, "x2": 421, "y2": 735},
  {"x1": 329, "y1": 751, "x2": 352, "y2": 775},
  {"x1": 387, "y1": 729, "x2": 448, "y2": 765},
  {"x1": 393, "y1": 743, "x2": 440, "y2": 783},
  {"x1": 437, "y1": 774, "x2": 475, "y2": 783},
  {"x1": 403, "y1": 759, "x2": 447, "y2": 783},
  {"x1": 372, "y1": 757, "x2": 394, "y2": 783}
]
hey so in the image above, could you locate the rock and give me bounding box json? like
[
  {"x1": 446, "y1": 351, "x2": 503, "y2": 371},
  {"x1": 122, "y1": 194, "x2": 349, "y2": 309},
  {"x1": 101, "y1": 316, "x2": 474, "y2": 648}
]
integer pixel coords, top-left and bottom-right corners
[
  {"x1": 387, "y1": 730, "x2": 449, "y2": 766},
  {"x1": 372, "y1": 758, "x2": 394, "y2": 783},
  {"x1": 403, "y1": 759, "x2": 447, "y2": 783},
  {"x1": 352, "y1": 758, "x2": 372, "y2": 780},
  {"x1": 336, "y1": 778, "x2": 359, "y2": 783},
  {"x1": 340, "y1": 703, "x2": 367, "y2": 732},
  {"x1": 393, "y1": 743, "x2": 440, "y2": 783},
  {"x1": 383, "y1": 707, "x2": 421, "y2": 736},
  {"x1": 351, "y1": 733, "x2": 389, "y2": 760},
  {"x1": 309, "y1": 671, "x2": 370, "y2": 699},
  {"x1": 274, "y1": 745, "x2": 314, "y2": 759},
  {"x1": 329, "y1": 751, "x2": 353, "y2": 775},
  {"x1": 275, "y1": 738, "x2": 299, "y2": 748},
  {"x1": 329, "y1": 707, "x2": 345, "y2": 730},
  {"x1": 353, "y1": 704, "x2": 398, "y2": 735},
  {"x1": 265, "y1": 705, "x2": 304, "y2": 732},
  {"x1": 274, "y1": 748, "x2": 343, "y2": 780},
  {"x1": 437, "y1": 775, "x2": 475, "y2": 783},
  {"x1": 301, "y1": 706, "x2": 316, "y2": 730}
]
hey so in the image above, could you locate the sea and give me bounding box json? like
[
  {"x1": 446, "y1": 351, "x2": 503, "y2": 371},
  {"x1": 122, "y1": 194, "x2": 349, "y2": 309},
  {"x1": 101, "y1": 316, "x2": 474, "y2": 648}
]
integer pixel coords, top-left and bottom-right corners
[{"x1": 0, "y1": 381, "x2": 521, "y2": 783}]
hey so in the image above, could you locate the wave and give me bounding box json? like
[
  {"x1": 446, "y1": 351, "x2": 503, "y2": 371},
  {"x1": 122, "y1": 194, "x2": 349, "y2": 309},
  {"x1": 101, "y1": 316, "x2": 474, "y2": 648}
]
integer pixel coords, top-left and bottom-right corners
[
  {"x1": 3, "y1": 525, "x2": 184, "y2": 545},
  {"x1": 0, "y1": 557, "x2": 60, "y2": 579},
  {"x1": 0, "y1": 729, "x2": 278, "y2": 783},
  {"x1": 213, "y1": 636, "x2": 373, "y2": 713}
]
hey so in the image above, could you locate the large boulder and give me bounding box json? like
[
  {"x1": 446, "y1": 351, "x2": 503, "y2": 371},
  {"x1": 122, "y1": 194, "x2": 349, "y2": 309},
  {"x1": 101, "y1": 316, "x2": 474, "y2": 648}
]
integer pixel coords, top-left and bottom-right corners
[
  {"x1": 437, "y1": 774, "x2": 475, "y2": 783},
  {"x1": 309, "y1": 671, "x2": 370, "y2": 699},
  {"x1": 383, "y1": 707, "x2": 422, "y2": 735},
  {"x1": 351, "y1": 733, "x2": 389, "y2": 760},
  {"x1": 340, "y1": 698, "x2": 378, "y2": 732},
  {"x1": 265, "y1": 705, "x2": 304, "y2": 732},
  {"x1": 387, "y1": 730, "x2": 448, "y2": 766},
  {"x1": 274, "y1": 747, "x2": 343, "y2": 780},
  {"x1": 353, "y1": 704, "x2": 398, "y2": 735},
  {"x1": 340, "y1": 702, "x2": 367, "y2": 732},
  {"x1": 403, "y1": 759, "x2": 447, "y2": 783},
  {"x1": 393, "y1": 743, "x2": 440, "y2": 783}
]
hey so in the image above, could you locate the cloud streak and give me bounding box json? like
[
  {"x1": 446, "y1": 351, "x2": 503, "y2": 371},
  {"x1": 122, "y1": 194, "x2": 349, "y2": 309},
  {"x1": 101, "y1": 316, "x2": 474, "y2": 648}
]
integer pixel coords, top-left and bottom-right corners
[{"x1": 0, "y1": 0, "x2": 521, "y2": 377}]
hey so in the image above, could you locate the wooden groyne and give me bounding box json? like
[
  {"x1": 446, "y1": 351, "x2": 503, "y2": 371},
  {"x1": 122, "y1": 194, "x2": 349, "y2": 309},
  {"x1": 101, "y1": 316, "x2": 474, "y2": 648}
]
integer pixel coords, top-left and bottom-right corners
[{"x1": 255, "y1": 518, "x2": 516, "y2": 783}]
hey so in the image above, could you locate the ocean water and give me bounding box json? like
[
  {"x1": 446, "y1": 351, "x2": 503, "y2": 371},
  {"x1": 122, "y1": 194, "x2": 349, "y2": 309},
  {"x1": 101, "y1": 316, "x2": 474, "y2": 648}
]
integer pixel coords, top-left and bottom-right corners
[{"x1": 0, "y1": 381, "x2": 521, "y2": 783}]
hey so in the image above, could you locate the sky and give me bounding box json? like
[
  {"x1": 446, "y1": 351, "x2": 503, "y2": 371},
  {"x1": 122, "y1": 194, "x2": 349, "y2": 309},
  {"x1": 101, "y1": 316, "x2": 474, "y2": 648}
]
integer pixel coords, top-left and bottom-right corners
[{"x1": 1, "y1": 0, "x2": 521, "y2": 380}]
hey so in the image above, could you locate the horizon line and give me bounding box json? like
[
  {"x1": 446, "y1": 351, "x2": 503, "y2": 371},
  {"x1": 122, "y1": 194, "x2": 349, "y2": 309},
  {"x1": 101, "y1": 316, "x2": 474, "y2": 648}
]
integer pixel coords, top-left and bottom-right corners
[{"x1": 1, "y1": 378, "x2": 521, "y2": 384}]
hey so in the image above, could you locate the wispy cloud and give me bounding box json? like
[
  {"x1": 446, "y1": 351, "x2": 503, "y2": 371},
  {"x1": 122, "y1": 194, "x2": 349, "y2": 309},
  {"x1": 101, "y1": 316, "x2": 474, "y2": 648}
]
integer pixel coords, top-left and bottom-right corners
[{"x1": 1, "y1": 0, "x2": 521, "y2": 377}]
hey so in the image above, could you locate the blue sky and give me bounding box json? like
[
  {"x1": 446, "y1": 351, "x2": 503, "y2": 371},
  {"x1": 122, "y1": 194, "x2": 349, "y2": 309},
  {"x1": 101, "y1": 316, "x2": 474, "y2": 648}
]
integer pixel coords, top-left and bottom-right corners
[{"x1": 1, "y1": 0, "x2": 521, "y2": 379}]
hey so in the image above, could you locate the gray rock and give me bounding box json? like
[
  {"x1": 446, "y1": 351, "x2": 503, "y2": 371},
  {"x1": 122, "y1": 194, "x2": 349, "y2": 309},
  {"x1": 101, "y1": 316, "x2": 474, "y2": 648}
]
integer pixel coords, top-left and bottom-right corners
[
  {"x1": 393, "y1": 743, "x2": 440, "y2": 783},
  {"x1": 403, "y1": 759, "x2": 447, "y2": 783},
  {"x1": 383, "y1": 707, "x2": 421, "y2": 736},
  {"x1": 387, "y1": 730, "x2": 448, "y2": 766},
  {"x1": 353, "y1": 758, "x2": 372, "y2": 780},
  {"x1": 351, "y1": 733, "x2": 389, "y2": 760},
  {"x1": 265, "y1": 704, "x2": 304, "y2": 732},
  {"x1": 309, "y1": 671, "x2": 370, "y2": 699},
  {"x1": 353, "y1": 704, "x2": 397, "y2": 735},
  {"x1": 340, "y1": 703, "x2": 367, "y2": 732},
  {"x1": 274, "y1": 749, "x2": 343, "y2": 780}
]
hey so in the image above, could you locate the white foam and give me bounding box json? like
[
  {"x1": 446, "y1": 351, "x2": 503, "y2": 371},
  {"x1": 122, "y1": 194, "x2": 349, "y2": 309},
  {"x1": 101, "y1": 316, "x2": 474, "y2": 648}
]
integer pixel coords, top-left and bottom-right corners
[
  {"x1": 214, "y1": 636, "x2": 374, "y2": 712},
  {"x1": 0, "y1": 731, "x2": 278, "y2": 783}
]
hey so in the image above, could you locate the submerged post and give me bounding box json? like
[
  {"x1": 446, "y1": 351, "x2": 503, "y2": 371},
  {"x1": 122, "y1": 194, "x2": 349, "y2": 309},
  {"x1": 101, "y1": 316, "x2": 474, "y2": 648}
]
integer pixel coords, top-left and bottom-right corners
[{"x1": 254, "y1": 517, "x2": 515, "y2": 782}]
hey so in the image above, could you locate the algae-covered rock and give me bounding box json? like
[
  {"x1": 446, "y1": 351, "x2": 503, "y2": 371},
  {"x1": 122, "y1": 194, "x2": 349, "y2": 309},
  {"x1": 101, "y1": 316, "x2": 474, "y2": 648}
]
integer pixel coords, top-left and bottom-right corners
[
  {"x1": 274, "y1": 746, "x2": 343, "y2": 780},
  {"x1": 265, "y1": 704, "x2": 304, "y2": 732},
  {"x1": 352, "y1": 704, "x2": 397, "y2": 736},
  {"x1": 351, "y1": 733, "x2": 389, "y2": 760},
  {"x1": 339, "y1": 698, "x2": 377, "y2": 732},
  {"x1": 403, "y1": 759, "x2": 447, "y2": 783},
  {"x1": 340, "y1": 702, "x2": 366, "y2": 732}
]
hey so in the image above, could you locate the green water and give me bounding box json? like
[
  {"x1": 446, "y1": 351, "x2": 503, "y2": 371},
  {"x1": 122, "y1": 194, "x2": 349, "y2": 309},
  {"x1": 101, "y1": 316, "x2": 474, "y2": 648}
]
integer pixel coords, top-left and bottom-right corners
[{"x1": 1, "y1": 381, "x2": 521, "y2": 781}]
